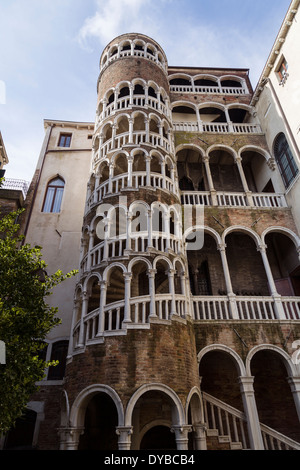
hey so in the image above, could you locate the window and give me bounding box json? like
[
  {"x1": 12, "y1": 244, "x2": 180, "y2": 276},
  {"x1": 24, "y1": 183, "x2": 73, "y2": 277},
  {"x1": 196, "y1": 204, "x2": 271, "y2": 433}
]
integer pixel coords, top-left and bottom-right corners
[
  {"x1": 42, "y1": 177, "x2": 65, "y2": 213},
  {"x1": 274, "y1": 133, "x2": 299, "y2": 188},
  {"x1": 58, "y1": 133, "x2": 72, "y2": 147},
  {"x1": 47, "y1": 340, "x2": 69, "y2": 380},
  {"x1": 277, "y1": 57, "x2": 289, "y2": 85}
]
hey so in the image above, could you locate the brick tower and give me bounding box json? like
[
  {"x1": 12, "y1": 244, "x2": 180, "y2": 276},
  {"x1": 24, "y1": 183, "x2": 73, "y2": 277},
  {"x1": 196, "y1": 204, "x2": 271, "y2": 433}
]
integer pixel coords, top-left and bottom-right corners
[{"x1": 62, "y1": 34, "x2": 203, "y2": 451}]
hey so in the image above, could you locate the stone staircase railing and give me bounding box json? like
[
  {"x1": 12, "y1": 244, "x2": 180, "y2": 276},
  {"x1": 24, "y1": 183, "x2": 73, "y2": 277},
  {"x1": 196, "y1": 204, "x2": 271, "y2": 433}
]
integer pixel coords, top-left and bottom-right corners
[{"x1": 203, "y1": 392, "x2": 300, "y2": 450}]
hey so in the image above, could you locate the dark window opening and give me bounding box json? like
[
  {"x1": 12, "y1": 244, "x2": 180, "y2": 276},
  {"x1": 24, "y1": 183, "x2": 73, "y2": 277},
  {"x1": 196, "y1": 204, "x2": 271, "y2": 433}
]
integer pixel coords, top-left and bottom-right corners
[{"x1": 47, "y1": 340, "x2": 69, "y2": 380}]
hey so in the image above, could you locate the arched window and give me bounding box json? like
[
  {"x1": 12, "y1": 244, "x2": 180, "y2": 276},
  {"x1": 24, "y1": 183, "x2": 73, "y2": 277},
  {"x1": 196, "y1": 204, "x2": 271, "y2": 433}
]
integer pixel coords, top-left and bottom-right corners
[
  {"x1": 42, "y1": 177, "x2": 65, "y2": 213},
  {"x1": 274, "y1": 133, "x2": 299, "y2": 188}
]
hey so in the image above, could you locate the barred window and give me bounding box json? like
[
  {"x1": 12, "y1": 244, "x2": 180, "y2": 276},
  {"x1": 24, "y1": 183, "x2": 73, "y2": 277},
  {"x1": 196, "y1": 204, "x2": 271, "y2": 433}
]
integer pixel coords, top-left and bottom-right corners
[
  {"x1": 42, "y1": 176, "x2": 65, "y2": 213},
  {"x1": 273, "y1": 133, "x2": 298, "y2": 188}
]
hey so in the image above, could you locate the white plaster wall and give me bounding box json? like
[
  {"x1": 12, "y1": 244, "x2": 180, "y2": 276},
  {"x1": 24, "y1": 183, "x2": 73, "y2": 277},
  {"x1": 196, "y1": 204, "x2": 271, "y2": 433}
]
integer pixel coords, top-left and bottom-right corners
[
  {"x1": 255, "y1": 7, "x2": 300, "y2": 233},
  {"x1": 25, "y1": 123, "x2": 93, "y2": 340}
]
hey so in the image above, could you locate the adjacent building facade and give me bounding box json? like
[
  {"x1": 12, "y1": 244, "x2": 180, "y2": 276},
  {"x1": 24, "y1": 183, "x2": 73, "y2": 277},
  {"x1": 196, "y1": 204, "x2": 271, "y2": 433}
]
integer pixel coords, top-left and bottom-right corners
[{"x1": 2, "y1": 1, "x2": 300, "y2": 451}]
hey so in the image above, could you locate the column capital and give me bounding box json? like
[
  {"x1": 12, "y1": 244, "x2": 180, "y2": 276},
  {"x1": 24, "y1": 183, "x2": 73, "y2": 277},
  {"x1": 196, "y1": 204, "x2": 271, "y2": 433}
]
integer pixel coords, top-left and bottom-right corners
[{"x1": 238, "y1": 376, "x2": 255, "y2": 392}]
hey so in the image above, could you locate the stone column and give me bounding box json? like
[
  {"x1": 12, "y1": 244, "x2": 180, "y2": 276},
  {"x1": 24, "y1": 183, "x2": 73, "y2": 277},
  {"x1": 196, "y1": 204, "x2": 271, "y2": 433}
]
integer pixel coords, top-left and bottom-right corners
[
  {"x1": 87, "y1": 230, "x2": 95, "y2": 271},
  {"x1": 67, "y1": 300, "x2": 80, "y2": 358},
  {"x1": 128, "y1": 118, "x2": 134, "y2": 144},
  {"x1": 97, "y1": 281, "x2": 107, "y2": 336},
  {"x1": 127, "y1": 155, "x2": 134, "y2": 188},
  {"x1": 218, "y1": 243, "x2": 239, "y2": 319},
  {"x1": 146, "y1": 156, "x2": 151, "y2": 187},
  {"x1": 116, "y1": 426, "x2": 133, "y2": 450},
  {"x1": 78, "y1": 292, "x2": 88, "y2": 348},
  {"x1": 168, "y1": 269, "x2": 177, "y2": 316},
  {"x1": 203, "y1": 156, "x2": 217, "y2": 205},
  {"x1": 171, "y1": 426, "x2": 192, "y2": 450},
  {"x1": 287, "y1": 377, "x2": 300, "y2": 423},
  {"x1": 148, "y1": 269, "x2": 157, "y2": 318},
  {"x1": 192, "y1": 424, "x2": 207, "y2": 450},
  {"x1": 61, "y1": 427, "x2": 84, "y2": 450},
  {"x1": 238, "y1": 376, "x2": 264, "y2": 450},
  {"x1": 258, "y1": 244, "x2": 285, "y2": 319},
  {"x1": 108, "y1": 163, "x2": 114, "y2": 193},
  {"x1": 123, "y1": 273, "x2": 132, "y2": 324},
  {"x1": 235, "y1": 156, "x2": 253, "y2": 206}
]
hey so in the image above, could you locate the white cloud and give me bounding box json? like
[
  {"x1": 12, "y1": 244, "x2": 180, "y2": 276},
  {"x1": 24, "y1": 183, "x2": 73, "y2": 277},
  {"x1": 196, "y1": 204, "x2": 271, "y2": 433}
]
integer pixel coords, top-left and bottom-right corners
[{"x1": 78, "y1": 0, "x2": 152, "y2": 50}]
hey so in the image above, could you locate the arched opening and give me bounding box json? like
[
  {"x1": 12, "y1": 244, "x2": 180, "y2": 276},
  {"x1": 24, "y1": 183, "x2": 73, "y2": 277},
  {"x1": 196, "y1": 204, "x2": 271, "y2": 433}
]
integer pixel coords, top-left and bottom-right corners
[
  {"x1": 150, "y1": 154, "x2": 161, "y2": 174},
  {"x1": 250, "y1": 350, "x2": 300, "y2": 442},
  {"x1": 240, "y1": 149, "x2": 274, "y2": 194},
  {"x1": 131, "y1": 261, "x2": 149, "y2": 298},
  {"x1": 172, "y1": 105, "x2": 197, "y2": 125},
  {"x1": 140, "y1": 426, "x2": 176, "y2": 450},
  {"x1": 118, "y1": 86, "x2": 130, "y2": 99},
  {"x1": 106, "y1": 266, "x2": 125, "y2": 305},
  {"x1": 170, "y1": 77, "x2": 191, "y2": 87},
  {"x1": 226, "y1": 232, "x2": 269, "y2": 296},
  {"x1": 199, "y1": 350, "x2": 249, "y2": 447},
  {"x1": 152, "y1": 204, "x2": 165, "y2": 234},
  {"x1": 116, "y1": 116, "x2": 129, "y2": 136},
  {"x1": 265, "y1": 232, "x2": 300, "y2": 296},
  {"x1": 133, "y1": 112, "x2": 146, "y2": 132},
  {"x1": 194, "y1": 77, "x2": 218, "y2": 88},
  {"x1": 209, "y1": 149, "x2": 243, "y2": 192},
  {"x1": 221, "y1": 78, "x2": 243, "y2": 89},
  {"x1": 87, "y1": 277, "x2": 100, "y2": 314},
  {"x1": 131, "y1": 390, "x2": 178, "y2": 450},
  {"x1": 78, "y1": 393, "x2": 119, "y2": 450},
  {"x1": 187, "y1": 233, "x2": 226, "y2": 296},
  {"x1": 149, "y1": 116, "x2": 160, "y2": 135},
  {"x1": 177, "y1": 147, "x2": 206, "y2": 191},
  {"x1": 133, "y1": 151, "x2": 146, "y2": 172},
  {"x1": 114, "y1": 154, "x2": 128, "y2": 176},
  {"x1": 99, "y1": 161, "x2": 109, "y2": 184},
  {"x1": 155, "y1": 260, "x2": 170, "y2": 294},
  {"x1": 200, "y1": 106, "x2": 226, "y2": 123}
]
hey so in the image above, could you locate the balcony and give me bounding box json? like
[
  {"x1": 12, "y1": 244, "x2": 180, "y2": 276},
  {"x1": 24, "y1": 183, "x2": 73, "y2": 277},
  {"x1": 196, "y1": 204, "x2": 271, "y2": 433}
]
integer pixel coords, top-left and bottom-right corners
[
  {"x1": 181, "y1": 191, "x2": 288, "y2": 209},
  {"x1": 173, "y1": 121, "x2": 262, "y2": 134},
  {"x1": 192, "y1": 295, "x2": 300, "y2": 321},
  {"x1": 72, "y1": 292, "x2": 300, "y2": 350}
]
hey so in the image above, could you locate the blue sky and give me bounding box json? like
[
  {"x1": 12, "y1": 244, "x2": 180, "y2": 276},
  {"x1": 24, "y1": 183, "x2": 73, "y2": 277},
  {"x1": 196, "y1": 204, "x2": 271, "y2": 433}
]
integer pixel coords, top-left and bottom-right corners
[{"x1": 0, "y1": 0, "x2": 292, "y2": 182}]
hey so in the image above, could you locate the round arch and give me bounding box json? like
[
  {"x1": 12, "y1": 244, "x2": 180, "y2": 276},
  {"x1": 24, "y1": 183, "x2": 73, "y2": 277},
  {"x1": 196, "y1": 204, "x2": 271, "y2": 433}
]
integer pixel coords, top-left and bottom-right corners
[
  {"x1": 103, "y1": 262, "x2": 127, "y2": 282},
  {"x1": 83, "y1": 272, "x2": 102, "y2": 292},
  {"x1": 175, "y1": 143, "x2": 205, "y2": 159},
  {"x1": 246, "y1": 344, "x2": 298, "y2": 377},
  {"x1": 128, "y1": 256, "x2": 153, "y2": 274},
  {"x1": 69, "y1": 384, "x2": 125, "y2": 429},
  {"x1": 222, "y1": 225, "x2": 262, "y2": 248},
  {"x1": 238, "y1": 145, "x2": 272, "y2": 164},
  {"x1": 261, "y1": 226, "x2": 300, "y2": 251},
  {"x1": 198, "y1": 344, "x2": 247, "y2": 377},
  {"x1": 153, "y1": 255, "x2": 173, "y2": 271},
  {"x1": 184, "y1": 225, "x2": 222, "y2": 247},
  {"x1": 206, "y1": 144, "x2": 238, "y2": 160},
  {"x1": 124, "y1": 383, "x2": 186, "y2": 427}
]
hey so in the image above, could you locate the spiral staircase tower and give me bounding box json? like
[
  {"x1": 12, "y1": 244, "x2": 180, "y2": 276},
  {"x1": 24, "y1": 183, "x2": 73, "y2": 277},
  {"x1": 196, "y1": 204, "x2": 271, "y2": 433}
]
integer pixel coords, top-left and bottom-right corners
[{"x1": 63, "y1": 34, "x2": 202, "y2": 450}]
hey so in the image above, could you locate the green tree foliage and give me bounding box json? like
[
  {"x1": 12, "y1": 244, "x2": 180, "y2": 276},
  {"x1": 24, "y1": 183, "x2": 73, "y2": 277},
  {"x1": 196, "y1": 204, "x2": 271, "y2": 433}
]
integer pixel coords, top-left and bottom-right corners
[{"x1": 0, "y1": 208, "x2": 77, "y2": 434}]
